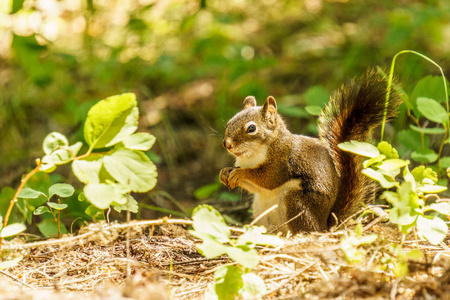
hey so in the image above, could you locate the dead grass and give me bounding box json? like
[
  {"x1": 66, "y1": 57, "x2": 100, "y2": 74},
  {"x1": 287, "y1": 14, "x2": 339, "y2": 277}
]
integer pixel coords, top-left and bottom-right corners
[{"x1": 0, "y1": 217, "x2": 449, "y2": 300}]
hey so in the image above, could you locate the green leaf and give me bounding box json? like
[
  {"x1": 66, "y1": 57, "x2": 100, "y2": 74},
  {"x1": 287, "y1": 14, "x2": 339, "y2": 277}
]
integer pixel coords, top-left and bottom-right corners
[
  {"x1": 0, "y1": 256, "x2": 23, "y2": 270},
  {"x1": 416, "y1": 215, "x2": 448, "y2": 245},
  {"x1": 68, "y1": 142, "x2": 83, "y2": 157},
  {"x1": 338, "y1": 141, "x2": 380, "y2": 158},
  {"x1": 121, "y1": 132, "x2": 156, "y2": 151},
  {"x1": 43, "y1": 132, "x2": 69, "y2": 155},
  {"x1": 103, "y1": 149, "x2": 157, "y2": 193},
  {"x1": 226, "y1": 246, "x2": 259, "y2": 269},
  {"x1": 241, "y1": 273, "x2": 267, "y2": 299},
  {"x1": 11, "y1": 0, "x2": 25, "y2": 14},
  {"x1": 417, "y1": 185, "x2": 447, "y2": 194},
  {"x1": 363, "y1": 155, "x2": 386, "y2": 169},
  {"x1": 194, "y1": 183, "x2": 221, "y2": 200},
  {"x1": 47, "y1": 202, "x2": 68, "y2": 210},
  {"x1": 37, "y1": 218, "x2": 68, "y2": 238},
  {"x1": 277, "y1": 105, "x2": 308, "y2": 118},
  {"x1": 49, "y1": 183, "x2": 75, "y2": 199},
  {"x1": 416, "y1": 97, "x2": 449, "y2": 124},
  {"x1": 398, "y1": 129, "x2": 429, "y2": 150},
  {"x1": 305, "y1": 105, "x2": 322, "y2": 116},
  {"x1": 18, "y1": 188, "x2": 46, "y2": 199},
  {"x1": 213, "y1": 265, "x2": 244, "y2": 300},
  {"x1": 407, "y1": 249, "x2": 424, "y2": 260},
  {"x1": 237, "y1": 226, "x2": 283, "y2": 248},
  {"x1": 377, "y1": 159, "x2": 408, "y2": 173},
  {"x1": 440, "y1": 157, "x2": 450, "y2": 169},
  {"x1": 33, "y1": 206, "x2": 51, "y2": 215},
  {"x1": 0, "y1": 223, "x2": 26, "y2": 238},
  {"x1": 409, "y1": 125, "x2": 446, "y2": 134},
  {"x1": 428, "y1": 202, "x2": 450, "y2": 215},
  {"x1": 411, "y1": 166, "x2": 438, "y2": 184},
  {"x1": 85, "y1": 205, "x2": 105, "y2": 221},
  {"x1": 42, "y1": 149, "x2": 73, "y2": 165},
  {"x1": 113, "y1": 195, "x2": 139, "y2": 213},
  {"x1": 411, "y1": 76, "x2": 449, "y2": 118},
  {"x1": 377, "y1": 141, "x2": 399, "y2": 159},
  {"x1": 71, "y1": 155, "x2": 105, "y2": 184},
  {"x1": 84, "y1": 183, "x2": 127, "y2": 210},
  {"x1": 84, "y1": 93, "x2": 138, "y2": 149},
  {"x1": 411, "y1": 149, "x2": 438, "y2": 163},
  {"x1": 362, "y1": 168, "x2": 398, "y2": 189},
  {"x1": 305, "y1": 85, "x2": 329, "y2": 107},
  {"x1": 190, "y1": 205, "x2": 230, "y2": 244}
]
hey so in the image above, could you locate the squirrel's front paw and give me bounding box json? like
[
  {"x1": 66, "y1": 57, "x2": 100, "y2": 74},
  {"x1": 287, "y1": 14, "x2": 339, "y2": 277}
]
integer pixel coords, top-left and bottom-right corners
[
  {"x1": 226, "y1": 168, "x2": 243, "y2": 190},
  {"x1": 219, "y1": 167, "x2": 239, "y2": 189}
]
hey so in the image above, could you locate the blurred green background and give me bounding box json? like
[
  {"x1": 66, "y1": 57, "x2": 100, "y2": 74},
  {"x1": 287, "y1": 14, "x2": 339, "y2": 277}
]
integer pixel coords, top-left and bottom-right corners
[{"x1": 1, "y1": 0, "x2": 450, "y2": 228}]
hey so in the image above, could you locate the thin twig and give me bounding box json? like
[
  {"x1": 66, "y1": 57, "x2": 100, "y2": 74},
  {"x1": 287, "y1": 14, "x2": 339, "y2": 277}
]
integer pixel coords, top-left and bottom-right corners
[
  {"x1": 0, "y1": 270, "x2": 37, "y2": 289},
  {"x1": 250, "y1": 204, "x2": 278, "y2": 226}
]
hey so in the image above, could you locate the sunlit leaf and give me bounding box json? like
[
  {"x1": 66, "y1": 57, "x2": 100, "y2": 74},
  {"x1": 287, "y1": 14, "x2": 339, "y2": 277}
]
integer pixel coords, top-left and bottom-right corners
[
  {"x1": 47, "y1": 202, "x2": 68, "y2": 210},
  {"x1": 377, "y1": 141, "x2": 399, "y2": 159},
  {"x1": 416, "y1": 215, "x2": 448, "y2": 245},
  {"x1": 49, "y1": 183, "x2": 75, "y2": 199},
  {"x1": 18, "y1": 188, "x2": 46, "y2": 199},
  {"x1": 84, "y1": 93, "x2": 138, "y2": 149},
  {"x1": 84, "y1": 183, "x2": 127, "y2": 210},
  {"x1": 338, "y1": 141, "x2": 380, "y2": 158},
  {"x1": 416, "y1": 97, "x2": 449, "y2": 124},
  {"x1": 43, "y1": 132, "x2": 69, "y2": 155},
  {"x1": 0, "y1": 223, "x2": 26, "y2": 238},
  {"x1": 33, "y1": 206, "x2": 51, "y2": 215},
  {"x1": 362, "y1": 168, "x2": 397, "y2": 189},
  {"x1": 121, "y1": 132, "x2": 156, "y2": 151},
  {"x1": 241, "y1": 273, "x2": 267, "y2": 299},
  {"x1": 213, "y1": 266, "x2": 244, "y2": 300}
]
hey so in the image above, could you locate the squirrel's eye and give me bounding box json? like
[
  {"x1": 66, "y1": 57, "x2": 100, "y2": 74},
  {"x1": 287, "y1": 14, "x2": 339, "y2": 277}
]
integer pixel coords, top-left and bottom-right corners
[{"x1": 246, "y1": 124, "x2": 256, "y2": 133}]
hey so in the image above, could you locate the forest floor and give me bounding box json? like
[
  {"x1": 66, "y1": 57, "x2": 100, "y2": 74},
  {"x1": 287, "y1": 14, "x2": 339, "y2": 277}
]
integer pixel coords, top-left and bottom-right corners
[{"x1": 1, "y1": 218, "x2": 449, "y2": 300}]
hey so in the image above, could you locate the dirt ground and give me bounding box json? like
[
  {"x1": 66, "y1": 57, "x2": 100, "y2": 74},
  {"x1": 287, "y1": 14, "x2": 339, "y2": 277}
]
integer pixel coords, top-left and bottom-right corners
[{"x1": 1, "y1": 217, "x2": 449, "y2": 300}]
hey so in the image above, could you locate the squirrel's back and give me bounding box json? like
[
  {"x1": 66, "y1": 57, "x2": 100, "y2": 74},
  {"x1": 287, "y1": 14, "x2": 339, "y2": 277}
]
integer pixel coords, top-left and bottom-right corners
[{"x1": 318, "y1": 69, "x2": 401, "y2": 226}]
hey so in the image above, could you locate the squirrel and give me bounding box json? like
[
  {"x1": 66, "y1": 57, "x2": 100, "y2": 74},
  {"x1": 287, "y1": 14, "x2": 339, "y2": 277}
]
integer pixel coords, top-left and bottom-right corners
[{"x1": 219, "y1": 69, "x2": 400, "y2": 234}]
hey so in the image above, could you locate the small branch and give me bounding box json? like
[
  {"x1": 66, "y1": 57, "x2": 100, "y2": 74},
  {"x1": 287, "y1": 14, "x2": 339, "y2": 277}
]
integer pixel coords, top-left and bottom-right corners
[{"x1": 250, "y1": 204, "x2": 278, "y2": 226}]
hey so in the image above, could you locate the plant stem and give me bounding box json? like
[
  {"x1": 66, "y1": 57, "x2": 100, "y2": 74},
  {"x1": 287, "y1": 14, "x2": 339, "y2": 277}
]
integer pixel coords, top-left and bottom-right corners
[
  {"x1": 0, "y1": 164, "x2": 41, "y2": 253},
  {"x1": 57, "y1": 199, "x2": 61, "y2": 239}
]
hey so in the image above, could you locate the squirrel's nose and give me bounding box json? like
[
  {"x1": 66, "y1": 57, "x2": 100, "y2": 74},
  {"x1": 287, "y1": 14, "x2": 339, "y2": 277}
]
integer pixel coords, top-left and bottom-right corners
[{"x1": 223, "y1": 138, "x2": 233, "y2": 149}]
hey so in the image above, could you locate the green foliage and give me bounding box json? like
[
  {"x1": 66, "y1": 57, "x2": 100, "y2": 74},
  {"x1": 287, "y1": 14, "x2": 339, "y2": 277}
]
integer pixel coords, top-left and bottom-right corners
[
  {"x1": 1, "y1": 93, "x2": 158, "y2": 244},
  {"x1": 340, "y1": 140, "x2": 449, "y2": 245},
  {"x1": 190, "y1": 205, "x2": 282, "y2": 300}
]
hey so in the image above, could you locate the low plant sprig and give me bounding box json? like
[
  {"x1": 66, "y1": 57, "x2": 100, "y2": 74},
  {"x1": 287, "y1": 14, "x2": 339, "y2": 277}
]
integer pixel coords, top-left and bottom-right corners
[
  {"x1": 189, "y1": 205, "x2": 283, "y2": 300},
  {"x1": 0, "y1": 93, "x2": 158, "y2": 254}
]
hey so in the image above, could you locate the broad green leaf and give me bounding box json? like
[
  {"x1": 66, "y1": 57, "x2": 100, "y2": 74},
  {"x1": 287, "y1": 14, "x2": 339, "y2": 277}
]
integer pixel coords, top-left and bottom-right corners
[
  {"x1": 417, "y1": 185, "x2": 447, "y2": 194},
  {"x1": 121, "y1": 132, "x2": 156, "y2": 151},
  {"x1": 213, "y1": 266, "x2": 244, "y2": 300},
  {"x1": 362, "y1": 168, "x2": 397, "y2": 189},
  {"x1": 403, "y1": 165, "x2": 416, "y2": 192},
  {"x1": 193, "y1": 234, "x2": 230, "y2": 258},
  {"x1": 43, "y1": 132, "x2": 69, "y2": 155},
  {"x1": 338, "y1": 141, "x2": 380, "y2": 158},
  {"x1": 39, "y1": 163, "x2": 56, "y2": 173},
  {"x1": 411, "y1": 76, "x2": 449, "y2": 118},
  {"x1": 68, "y1": 142, "x2": 83, "y2": 157},
  {"x1": 305, "y1": 105, "x2": 322, "y2": 116},
  {"x1": 37, "y1": 218, "x2": 68, "y2": 238},
  {"x1": 84, "y1": 183, "x2": 127, "y2": 210},
  {"x1": 407, "y1": 249, "x2": 424, "y2": 260},
  {"x1": 398, "y1": 129, "x2": 429, "y2": 150},
  {"x1": 49, "y1": 183, "x2": 75, "y2": 199},
  {"x1": 428, "y1": 202, "x2": 450, "y2": 215},
  {"x1": 103, "y1": 149, "x2": 157, "y2": 193},
  {"x1": 226, "y1": 246, "x2": 259, "y2": 269},
  {"x1": 409, "y1": 125, "x2": 446, "y2": 135},
  {"x1": 377, "y1": 141, "x2": 399, "y2": 159},
  {"x1": 440, "y1": 157, "x2": 450, "y2": 169},
  {"x1": 18, "y1": 187, "x2": 46, "y2": 199},
  {"x1": 416, "y1": 97, "x2": 449, "y2": 124},
  {"x1": 190, "y1": 205, "x2": 230, "y2": 243},
  {"x1": 33, "y1": 206, "x2": 51, "y2": 215},
  {"x1": 241, "y1": 273, "x2": 267, "y2": 299},
  {"x1": 416, "y1": 215, "x2": 448, "y2": 245},
  {"x1": 72, "y1": 155, "x2": 104, "y2": 184},
  {"x1": 47, "y1": 202, "x2": 68, "y2": 210},
  {"x1": 0, "y1": 223, "x2": 26, "y2": 238},
  {"x1": 377, "y1": 159, "x2": 408, "y2": 173},
  {"x1": 0, "y1": 256, "x2": 23, "y2": 270},
  {"x1": 411, "y1": 149, "x2": 438, "y2": 163},
  {"x1": 84, "y1": 93, "x2": 138, "y2": 149},
  {"x1": 305, "y1": 85, "x2": 329, "y2": 107},
  {"x1": 394, "y1": 260, "x2": 409, "y2": 278},
  {"x1": 277, "y1": 105, "x2": 308, "y2": 118}
]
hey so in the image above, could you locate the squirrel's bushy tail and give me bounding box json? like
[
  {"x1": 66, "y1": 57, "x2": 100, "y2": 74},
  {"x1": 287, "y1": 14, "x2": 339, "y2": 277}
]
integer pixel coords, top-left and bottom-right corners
[{"x1": 318, "y1": 69, "x2": 401, "y2": 226}]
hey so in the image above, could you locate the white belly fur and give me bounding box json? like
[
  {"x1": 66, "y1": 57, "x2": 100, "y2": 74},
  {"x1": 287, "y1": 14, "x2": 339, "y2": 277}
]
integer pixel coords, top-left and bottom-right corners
[{"x1": 251, "y1": 179, "x2": 301, "y2": 233}]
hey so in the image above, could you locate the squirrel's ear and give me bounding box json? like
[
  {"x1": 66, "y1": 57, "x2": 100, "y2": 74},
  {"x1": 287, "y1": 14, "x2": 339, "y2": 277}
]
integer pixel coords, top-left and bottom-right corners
[
  {"x1": 243, "y1": 96, "x2": 257, "y2": 109},
  {"x1": 262, "y1": 96, "x2": 277, "y2": 126}
]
